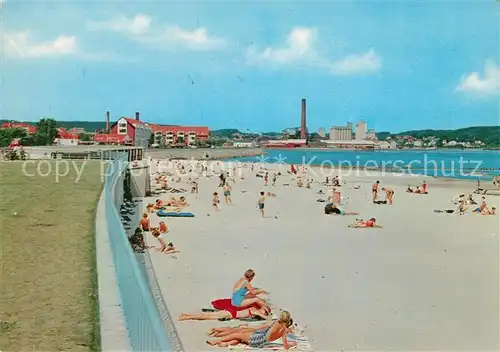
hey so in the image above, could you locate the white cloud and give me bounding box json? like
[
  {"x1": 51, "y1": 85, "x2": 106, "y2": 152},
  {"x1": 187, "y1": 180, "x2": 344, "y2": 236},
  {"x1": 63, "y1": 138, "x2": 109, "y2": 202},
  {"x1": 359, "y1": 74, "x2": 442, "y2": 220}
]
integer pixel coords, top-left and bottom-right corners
[
  {"x1": 89, "y1": 14, "x2": 226, "y2": 51},
  {"x1": 246, "y1": 27, "x2": 381, "y2": 75},
  {"x1": 329, "y1": 48, "x2": 381, "y2": 75},
  {"x1": 88, "y1": 14, "x2": 151, "y2": 36},
  {"x1": 5, "y1": 32, "x2": 76, "y2": 58},
  {"x1": 456, "y1": 61, "x2": 500, "y2": 96}
]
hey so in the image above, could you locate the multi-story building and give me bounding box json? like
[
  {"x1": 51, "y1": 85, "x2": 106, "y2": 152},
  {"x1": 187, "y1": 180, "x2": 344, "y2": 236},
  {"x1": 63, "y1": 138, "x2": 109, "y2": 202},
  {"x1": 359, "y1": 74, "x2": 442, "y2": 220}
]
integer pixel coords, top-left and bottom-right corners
[
  {"x1": 355, "y1": 120, "x2": 367, "y2": 140},
  {"x1": 329, "y1": 123, "x2": 353, "y2": 141},
  {"x1": 94, "y1": 112, "x2": 152, "y2": 147},
  {"x1": 366, "y1": 129, "x2": 377, "y2": 140},
  {"x1": 148, "y1": 124, "x2": 210, "y2": 146}
]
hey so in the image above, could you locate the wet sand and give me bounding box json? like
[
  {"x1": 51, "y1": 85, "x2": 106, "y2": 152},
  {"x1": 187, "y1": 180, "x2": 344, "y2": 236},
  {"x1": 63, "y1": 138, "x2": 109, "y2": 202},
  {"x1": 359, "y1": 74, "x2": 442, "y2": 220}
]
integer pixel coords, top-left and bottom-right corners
[{"x1": 144, "y1": 160, "x2": 499, "y2": 351}]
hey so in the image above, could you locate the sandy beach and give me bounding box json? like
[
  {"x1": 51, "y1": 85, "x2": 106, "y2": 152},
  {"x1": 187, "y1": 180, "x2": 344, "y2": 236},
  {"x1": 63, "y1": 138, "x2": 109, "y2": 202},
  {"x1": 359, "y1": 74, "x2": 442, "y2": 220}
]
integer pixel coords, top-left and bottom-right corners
[{"x1": 142, "y1": 158, "x2": 499, "y2": 351}]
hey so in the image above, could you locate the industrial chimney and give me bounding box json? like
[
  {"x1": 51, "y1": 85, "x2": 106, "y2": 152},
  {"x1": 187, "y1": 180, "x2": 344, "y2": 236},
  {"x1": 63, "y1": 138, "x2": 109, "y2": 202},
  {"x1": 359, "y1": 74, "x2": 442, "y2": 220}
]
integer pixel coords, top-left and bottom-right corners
[
  {"x1": 106, "y1": 111, "x2": 110, "y2": 134},
  {"x1": 135, "y1": 112, "x2": 140, "y2": 121},
  {"x1": 300, "y1": 98, "x2": 307, "y2": 140}
]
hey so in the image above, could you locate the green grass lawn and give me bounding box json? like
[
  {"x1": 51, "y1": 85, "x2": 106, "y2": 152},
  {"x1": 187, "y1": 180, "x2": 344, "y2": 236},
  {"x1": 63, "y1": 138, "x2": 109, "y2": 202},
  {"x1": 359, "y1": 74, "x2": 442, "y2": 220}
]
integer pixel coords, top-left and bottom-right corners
[{"x1": 0, "y1": 161, "x2": 104, "y2": 351}]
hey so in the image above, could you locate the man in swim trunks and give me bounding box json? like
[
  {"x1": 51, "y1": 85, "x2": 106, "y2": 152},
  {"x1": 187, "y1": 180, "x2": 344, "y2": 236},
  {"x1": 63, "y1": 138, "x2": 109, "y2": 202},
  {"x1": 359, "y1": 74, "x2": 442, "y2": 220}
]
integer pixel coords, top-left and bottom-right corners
[
  {"x1": 257, "y1": 191, "x2": 265, "y2": 218},
  {"x1": 381, "y1": 187, "x2": 394, "y2": 205},
  {"x1": 223, "y1": 183, "x2": 232, "y2": 205},
  {"x1": 372, "y1": 181, "x2": 380, "y2": 203}
]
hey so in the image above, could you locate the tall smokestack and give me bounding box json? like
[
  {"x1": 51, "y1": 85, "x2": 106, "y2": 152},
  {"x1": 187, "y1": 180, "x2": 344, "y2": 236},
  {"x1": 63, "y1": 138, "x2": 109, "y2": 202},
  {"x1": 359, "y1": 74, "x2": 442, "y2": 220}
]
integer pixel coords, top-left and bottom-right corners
[
  {"x1": 106, "y1": 111, "x2": 110, "y2": 134},
  {"x1": 300, "y1": 98, "x2": 307, "y2": 140},
  {"x1": 135, "y1": 112, "x2": 140, "y2": 121}
]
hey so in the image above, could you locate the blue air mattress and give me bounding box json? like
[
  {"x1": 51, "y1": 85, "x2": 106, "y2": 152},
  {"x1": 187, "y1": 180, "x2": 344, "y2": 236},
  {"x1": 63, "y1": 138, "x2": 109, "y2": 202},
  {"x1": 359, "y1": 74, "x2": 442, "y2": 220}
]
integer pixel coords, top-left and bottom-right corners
[{"x1": 157, "y1": 210, "x2": 195, "y2": 217}]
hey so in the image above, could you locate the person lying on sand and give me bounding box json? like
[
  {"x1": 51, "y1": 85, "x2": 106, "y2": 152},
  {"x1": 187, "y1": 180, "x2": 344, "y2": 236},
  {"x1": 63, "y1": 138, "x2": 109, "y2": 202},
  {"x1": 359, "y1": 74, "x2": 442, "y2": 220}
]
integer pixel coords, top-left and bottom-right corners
[
  {"x1": 266, "y1": 192, "x2": 276, "y2": 197},
  {"x1": 206, "y1": 310, "x2": 297, "y2": 349},
  {"x1": 232, "y1": 269, "x2": 268, "y2": 310},
  {"x1": 324, "y1": 203, "x2": 359, "y2": 215},
  {"x1": 146, "y1": 203, "x2": 155, "y2": 213},
  {"x1": 348, "y1": 218, "x2": 383, "y2": 228},
  {"x1": 178, "y1": 306, "x2": 271, "y2": 322}
]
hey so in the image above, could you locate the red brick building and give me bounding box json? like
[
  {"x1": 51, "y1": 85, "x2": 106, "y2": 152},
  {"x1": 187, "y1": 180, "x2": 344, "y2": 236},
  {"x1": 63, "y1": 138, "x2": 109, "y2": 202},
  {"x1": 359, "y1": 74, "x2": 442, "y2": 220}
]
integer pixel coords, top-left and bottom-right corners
[
  {"x1": 1, "y1": 122, "x2": 37, "y2": 134},
  {"x1": 94, "y1": 112, "x2": 151, "y2": 147}
]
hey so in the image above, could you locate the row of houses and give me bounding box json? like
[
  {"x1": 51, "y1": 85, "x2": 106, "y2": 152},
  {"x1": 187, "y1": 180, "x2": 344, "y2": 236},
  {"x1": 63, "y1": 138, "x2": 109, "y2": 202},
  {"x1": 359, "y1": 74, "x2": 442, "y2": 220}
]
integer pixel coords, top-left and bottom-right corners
[{"x1": 2, "y1": 115, "x2": 210, "y2": 147}]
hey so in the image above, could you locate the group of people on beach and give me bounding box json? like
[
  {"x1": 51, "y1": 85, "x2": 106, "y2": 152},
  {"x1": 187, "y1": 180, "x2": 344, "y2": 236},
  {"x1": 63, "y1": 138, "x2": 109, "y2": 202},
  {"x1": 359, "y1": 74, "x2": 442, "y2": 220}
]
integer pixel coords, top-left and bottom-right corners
[{"x1": 178, "y1": 269, "x2": 298, "y2": 349}]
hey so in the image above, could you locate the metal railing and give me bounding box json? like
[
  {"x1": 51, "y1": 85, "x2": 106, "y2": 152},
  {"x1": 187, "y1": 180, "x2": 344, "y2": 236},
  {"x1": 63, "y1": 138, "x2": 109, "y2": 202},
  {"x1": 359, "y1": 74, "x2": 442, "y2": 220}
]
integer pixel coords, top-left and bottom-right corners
[{"x1": 104, "y1": 152, "x2": 172, "y2": 351}]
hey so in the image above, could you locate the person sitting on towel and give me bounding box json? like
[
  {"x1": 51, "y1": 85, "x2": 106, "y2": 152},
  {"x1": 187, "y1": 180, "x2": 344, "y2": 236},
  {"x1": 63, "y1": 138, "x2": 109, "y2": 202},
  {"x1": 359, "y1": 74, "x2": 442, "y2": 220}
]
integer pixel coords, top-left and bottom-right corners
[
  {"x1": 154, "y1": 199, "x2": 164, "y2": 210},
  {"x1": 231, "y1": 269, "x2": 268, "y2": 310},
  {"x1": 482, "y1": 206, "x2": 496, "y2": 215},
  {"x1": 206, "y1": 310, "x2": 297, "y2": 349},
  {"x1": 159, "y1": 221, "x2": 168, "y2": 234},
  {"x1": 140, "y1": 213, "x2": 156, "y2": 231}
]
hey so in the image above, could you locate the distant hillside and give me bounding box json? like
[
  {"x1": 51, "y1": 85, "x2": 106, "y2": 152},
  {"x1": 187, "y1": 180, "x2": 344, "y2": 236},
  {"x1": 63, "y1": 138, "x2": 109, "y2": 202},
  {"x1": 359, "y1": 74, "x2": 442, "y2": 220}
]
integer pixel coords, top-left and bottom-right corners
[
  {"x1": 1, "y1": 120, "x2": 107, "y2": 131},
  {"x1": 377, "y1": 126, "x2": 500, "y2": 146}
]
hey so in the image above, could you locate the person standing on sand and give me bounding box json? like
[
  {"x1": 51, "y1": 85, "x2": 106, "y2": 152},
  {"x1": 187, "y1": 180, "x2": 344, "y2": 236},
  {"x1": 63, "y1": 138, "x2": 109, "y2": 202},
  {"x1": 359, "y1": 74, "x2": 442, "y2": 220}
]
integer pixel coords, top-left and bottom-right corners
[
  {"x1": 264, "y1": 172, "x2": 269, "y2": 186},
  {"x1": 257, "y1": 191, "x2": 265, "y2": 217},
  {"x1": 272, "y1": 173, "x2": 277, "y2": 186},
  {"x1": 372, "y1": 181, "x2": 380, "y2": 203},
  {"x1": 223, "y1": 182, "x2": 233, "y2": 205},
  {"x1": 381, "y1": 187, "x2": 394, "y2": 205},
  {"x1": 213, "y1": 192, "x2": 220, "y2": 211}
]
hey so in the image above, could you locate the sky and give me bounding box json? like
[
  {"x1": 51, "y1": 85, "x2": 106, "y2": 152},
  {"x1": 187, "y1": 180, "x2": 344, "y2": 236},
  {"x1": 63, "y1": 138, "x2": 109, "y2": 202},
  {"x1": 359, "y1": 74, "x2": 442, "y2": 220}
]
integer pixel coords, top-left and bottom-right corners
[{"x1": 1, "y1": 0, "x2": 499, "y2": 133}]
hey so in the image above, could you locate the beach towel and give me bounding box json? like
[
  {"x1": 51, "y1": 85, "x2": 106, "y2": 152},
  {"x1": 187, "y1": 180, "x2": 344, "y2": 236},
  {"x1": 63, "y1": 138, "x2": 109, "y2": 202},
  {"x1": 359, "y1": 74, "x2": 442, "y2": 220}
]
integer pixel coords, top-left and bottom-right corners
[{"x1": 227, "y1": 332, "x2": 313, "y2": 351}]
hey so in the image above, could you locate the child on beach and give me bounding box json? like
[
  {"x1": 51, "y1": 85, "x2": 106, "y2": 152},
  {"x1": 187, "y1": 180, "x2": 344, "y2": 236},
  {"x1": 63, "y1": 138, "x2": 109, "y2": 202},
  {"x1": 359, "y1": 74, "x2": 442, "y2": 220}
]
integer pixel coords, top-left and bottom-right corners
[
  {"x1": 213, "y1": 192, "x2": 220, "y2": 211},
  {"x1": 206, "y1": 310, "x2": 297, "y2": 349},
  {"x1": 349, "y1": 218, "x2": 383, "y2": 228},
  {"x1": 372, "y1": 181, "x2": 380, "y2": 202},
  {"x1": 264, "y1": 172, "x2": 269, "y2": 186},
  {"x1": 257, "y1": 191, "x2": 265, "y2": 218}
]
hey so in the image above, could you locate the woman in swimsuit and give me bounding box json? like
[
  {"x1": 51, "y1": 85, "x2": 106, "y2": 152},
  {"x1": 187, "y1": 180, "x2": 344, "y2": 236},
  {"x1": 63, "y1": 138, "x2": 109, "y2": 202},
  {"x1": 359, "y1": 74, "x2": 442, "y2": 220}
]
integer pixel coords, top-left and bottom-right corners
[
  {"x1": 178, "y1": 306, "x2": 270, "y2": 322},
  {"x1": 206, "y1": 310, "x2": 297, "y2": 349},
  {"x1": 372, "y1": 181, "x2": 380, "y2": 202},
  {"x1": 232, "y1": 269, "x2": 267, "y2": 309}
]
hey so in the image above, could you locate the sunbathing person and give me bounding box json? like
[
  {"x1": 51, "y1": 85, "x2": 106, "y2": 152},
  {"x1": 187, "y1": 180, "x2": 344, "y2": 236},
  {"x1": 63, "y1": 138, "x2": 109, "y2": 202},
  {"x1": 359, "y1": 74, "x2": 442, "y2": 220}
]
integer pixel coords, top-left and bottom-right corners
[
  {"x1": 178, "y1": 306, "x2": 270, "y2": 322},
  {"x1": 163, "y1": 242, "x2": 180, "y2": 254},
  {"x1": 482, "y1": 206, "x2": 496, "y2": 215},
  {"x1": 473, "y1": 196, "x2": 487, "y2": 213},
  {"x1": 208, "y1": 320, "x2": 276, "y2": 337},
  {"x1": 140, "y1": 213, "x2": 157, "y2": 231},
  {"x1": 175, "y1": 196, "x2": 189, "y2": 207},
  {"x1": 324, "y1": 203, "x2": 359, "y2": 215},
  {"x1": 232, "y1": 269, "x2": 268, "y2": 310},
  {"x1": 266, "y1": 192, "x2": 277, "y2": 197},
  {"x1": 154, "y1": 199, "x2": 164, "y2": 210},
  {"x1": 206, "y1": 310, "x2": 297, "y2": 349},
  {"x1": 348, "y1": 218, "x2": 383, "y2": 228},
  {"x1": 146, "y1": 203, "x2": 155, "y2": 213},
  {"x1": 159, "y1": 221, "x2": 168, "y2": 234}
]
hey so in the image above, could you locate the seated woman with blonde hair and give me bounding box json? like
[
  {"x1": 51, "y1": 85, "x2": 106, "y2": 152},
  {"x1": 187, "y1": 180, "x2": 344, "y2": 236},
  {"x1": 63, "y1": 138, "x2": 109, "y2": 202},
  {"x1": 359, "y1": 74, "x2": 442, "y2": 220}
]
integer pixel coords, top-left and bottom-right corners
[
  {"x1": 140, "y1": 213, "x2": 157, "y2": 231},
  {"x1": 159, "y1": 221, "x2": 168, "y2": 234},
  {"x1": 206, "y1": 310, "x2": 297, "y2": 349},
  {"x1": 154, "y1": 199, "x2": 164, "y2": 210}
]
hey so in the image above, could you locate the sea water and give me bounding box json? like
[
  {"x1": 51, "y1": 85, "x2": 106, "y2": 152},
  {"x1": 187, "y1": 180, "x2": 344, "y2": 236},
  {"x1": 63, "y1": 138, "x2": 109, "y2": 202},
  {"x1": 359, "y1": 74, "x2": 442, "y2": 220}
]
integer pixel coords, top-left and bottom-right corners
[{"x1": 229, "y1": 149, "x2": 500, "y2": 180}]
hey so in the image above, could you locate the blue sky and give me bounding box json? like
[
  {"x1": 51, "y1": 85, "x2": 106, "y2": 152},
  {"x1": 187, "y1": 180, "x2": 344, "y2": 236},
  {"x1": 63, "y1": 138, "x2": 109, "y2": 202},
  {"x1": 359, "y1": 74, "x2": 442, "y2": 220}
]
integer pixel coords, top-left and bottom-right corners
[{"x1": 2, "y1": 0, "x2": 499, "y2": 133}]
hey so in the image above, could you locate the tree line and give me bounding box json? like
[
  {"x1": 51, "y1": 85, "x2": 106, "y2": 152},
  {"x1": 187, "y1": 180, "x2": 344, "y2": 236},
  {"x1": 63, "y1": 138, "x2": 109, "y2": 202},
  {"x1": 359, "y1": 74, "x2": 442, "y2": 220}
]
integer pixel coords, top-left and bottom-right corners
[{"x1": 0, "y1": 118, "x2": 60, "y2": 147}]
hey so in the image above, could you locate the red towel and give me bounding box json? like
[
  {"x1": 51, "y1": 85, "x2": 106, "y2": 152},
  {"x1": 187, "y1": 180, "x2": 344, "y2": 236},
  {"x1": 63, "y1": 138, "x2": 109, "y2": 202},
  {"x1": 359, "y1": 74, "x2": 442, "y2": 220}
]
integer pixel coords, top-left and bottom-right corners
[{"x1": 211, "y1": 298, "x2": 258, "y2": 319}]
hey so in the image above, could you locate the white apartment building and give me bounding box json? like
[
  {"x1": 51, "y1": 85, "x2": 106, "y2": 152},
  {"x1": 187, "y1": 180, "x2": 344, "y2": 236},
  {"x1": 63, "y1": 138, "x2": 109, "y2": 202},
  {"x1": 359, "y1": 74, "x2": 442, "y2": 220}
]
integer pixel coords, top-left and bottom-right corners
[{"x1": 355, "y1": 120, "x2": 367, "y2": 140}]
